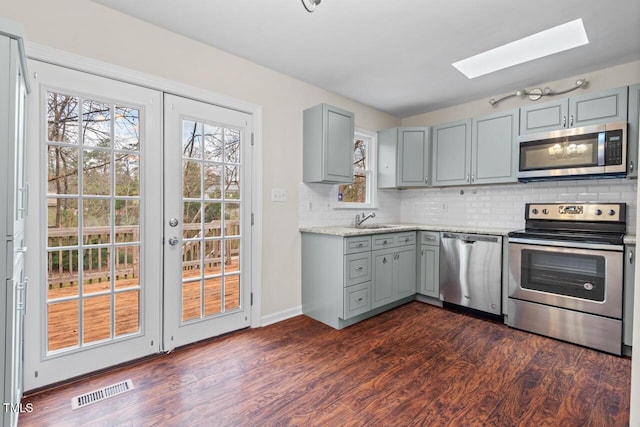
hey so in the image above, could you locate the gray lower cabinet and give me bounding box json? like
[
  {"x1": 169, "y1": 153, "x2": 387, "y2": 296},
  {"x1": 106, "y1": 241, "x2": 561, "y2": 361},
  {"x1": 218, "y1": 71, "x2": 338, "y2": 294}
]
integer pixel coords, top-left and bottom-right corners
[
  {"x1": 418, "y1": 231, "x2": 440, "y2": 299},
  {"x1": 519, "y1": 86, "x2": 628, "y2": 135},
  {"x1": 628, "y1": 83, "x2": 640, "y2": 178},
  {"x1": 372, "y1": 232, "x2": 416, "y2": 309},
  {"x1": 624, "y1": 244, "x2": 635, "y2": 347},
  {"x1": 431, "y1": 109, "x2": 518, "y2": 186},
  {"x1": 378, "y1": 127, "x2": 430, "y2": 188},
  {"x1": 303, "y1": 103, "x2": 355, "y2": 184},
  {"x1": 301, "y1": 231, "x2": 416, "y2": 329}
]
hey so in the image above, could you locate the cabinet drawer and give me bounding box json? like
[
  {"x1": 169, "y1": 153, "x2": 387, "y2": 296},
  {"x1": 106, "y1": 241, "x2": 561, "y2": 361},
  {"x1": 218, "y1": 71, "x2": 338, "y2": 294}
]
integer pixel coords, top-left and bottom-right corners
[
  {"x1": 420, "y1": 231, "x2": 440, "y2": 246},
  {"x1": 343, "y1": 281, "x2": 371, "y2": 319},
  {"x1": 396, "y1": 232, "x2": 416, "y2": 247},
  {"x1": 371, "y1": 233, "x2": 396, "y2": 250},
  {"x1": 345, "y1": 253, "x2": 371, "y2": 286},
  {"x1": 344, "y1": 236, "x2": 371, "y2": 254}
]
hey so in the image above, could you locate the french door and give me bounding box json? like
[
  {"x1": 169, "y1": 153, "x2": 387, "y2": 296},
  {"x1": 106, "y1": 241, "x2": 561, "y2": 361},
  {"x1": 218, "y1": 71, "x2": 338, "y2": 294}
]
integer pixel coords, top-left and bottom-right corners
[
  {"x1": 24, "y1": 61, "x2": 253, "y2": 390},
  {"x1": 24, "y1": 60, "x2": 163, "y2": 389},
  {"x1": 163, "y1": 94, "x2": 252, "y2": 350}
]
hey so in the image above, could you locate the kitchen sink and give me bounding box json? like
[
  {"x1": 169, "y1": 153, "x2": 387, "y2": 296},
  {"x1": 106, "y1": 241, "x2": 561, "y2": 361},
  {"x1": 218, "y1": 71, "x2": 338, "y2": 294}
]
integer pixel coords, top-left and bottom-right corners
[{"x1": 352, "y1": 224, "x2": 398, "y2": 229}]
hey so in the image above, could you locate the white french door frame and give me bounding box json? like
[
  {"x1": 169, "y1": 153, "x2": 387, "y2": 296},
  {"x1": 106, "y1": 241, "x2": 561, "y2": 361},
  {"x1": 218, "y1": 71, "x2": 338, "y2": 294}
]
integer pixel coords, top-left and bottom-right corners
[
  {"x1": 25, "y1": 59, "x2": 164, "y2": 390},
  {"x1": 22, "y1": 43, "x2": 263, "y2": 391}
]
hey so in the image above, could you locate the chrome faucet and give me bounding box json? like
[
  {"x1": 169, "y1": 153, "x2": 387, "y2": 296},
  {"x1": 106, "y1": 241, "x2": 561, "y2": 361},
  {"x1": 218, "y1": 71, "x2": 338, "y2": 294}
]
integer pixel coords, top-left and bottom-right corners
[{"x1": 355, "y1": 211, "x2": 376, "y2": 228}]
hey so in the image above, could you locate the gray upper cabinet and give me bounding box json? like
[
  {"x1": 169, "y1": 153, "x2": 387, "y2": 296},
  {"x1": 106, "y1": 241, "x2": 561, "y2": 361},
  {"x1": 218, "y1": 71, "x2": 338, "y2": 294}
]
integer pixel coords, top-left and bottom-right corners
[
  {"x1": 378, "y1": 127, "x2": 430, "y2": 188},
  {"x1": 520, "y1": 87, "x2": 628, "y2": 135},
  {"x1": 628, "y1": 84, "x2": 640, "y2": 178},
  {"x1": 303, "y1": 103, "x2": 355, "y2": 183},
  {"x1": 432, "y1": 109, "x2": 518, "y2": 187},
  {"x1": 472, "y1": 109, "x2": 519, "y2": 185},
  {"x1": 432, "y1": 119, "x2": 472, "y2": 186}
]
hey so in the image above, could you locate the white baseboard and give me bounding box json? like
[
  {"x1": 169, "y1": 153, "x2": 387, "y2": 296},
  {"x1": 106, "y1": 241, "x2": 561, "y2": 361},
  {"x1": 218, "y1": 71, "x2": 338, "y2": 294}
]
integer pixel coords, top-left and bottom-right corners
[{"x1": 260, "y1": 305, "x2": 303, "y2": 327}]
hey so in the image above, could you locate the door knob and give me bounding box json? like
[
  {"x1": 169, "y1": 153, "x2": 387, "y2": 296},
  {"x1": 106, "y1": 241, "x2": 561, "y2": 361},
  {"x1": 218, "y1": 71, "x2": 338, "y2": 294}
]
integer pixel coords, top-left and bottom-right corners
[
  {"x1": 169, "y1": 218, "x2": 179, "y2": 227},
  {"x1": 168, "y1": 237, "x2": 179, "y2": 246}
]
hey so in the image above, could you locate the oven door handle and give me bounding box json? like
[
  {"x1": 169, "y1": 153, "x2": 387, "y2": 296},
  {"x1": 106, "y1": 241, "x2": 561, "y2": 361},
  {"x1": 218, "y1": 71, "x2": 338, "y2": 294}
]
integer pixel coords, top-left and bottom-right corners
[{"x1": 508, "y1": 237, "x2": 623, "y2": 252}]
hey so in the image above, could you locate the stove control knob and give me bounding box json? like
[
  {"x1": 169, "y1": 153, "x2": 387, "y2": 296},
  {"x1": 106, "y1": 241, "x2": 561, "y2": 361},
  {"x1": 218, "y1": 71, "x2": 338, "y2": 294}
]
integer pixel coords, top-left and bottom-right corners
[
  {"x1": 608, "y1": 209, "x2": 616, "y2": 216},
  {"x1": 531, "y1": 208, "x2": 539, "y2": 215},
  {"x1": 542, "y1": 209, "x2": 549, "y2": 215},
  {"x1": 595, "y1": 209, "x2": 603, "y2": 216}
]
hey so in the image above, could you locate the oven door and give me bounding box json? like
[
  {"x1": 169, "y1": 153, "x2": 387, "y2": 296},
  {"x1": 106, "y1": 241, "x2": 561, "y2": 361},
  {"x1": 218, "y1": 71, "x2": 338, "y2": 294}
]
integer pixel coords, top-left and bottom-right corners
[{"x1": 508, "y1": 240, "x2": 623, "y2": 319}]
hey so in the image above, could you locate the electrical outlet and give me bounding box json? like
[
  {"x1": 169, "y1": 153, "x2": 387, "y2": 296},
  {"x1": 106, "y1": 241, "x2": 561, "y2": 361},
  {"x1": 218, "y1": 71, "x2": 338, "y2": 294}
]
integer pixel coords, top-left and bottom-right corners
[{"x1": 271, "y1": 188, "x2": 287, "y2": 202}]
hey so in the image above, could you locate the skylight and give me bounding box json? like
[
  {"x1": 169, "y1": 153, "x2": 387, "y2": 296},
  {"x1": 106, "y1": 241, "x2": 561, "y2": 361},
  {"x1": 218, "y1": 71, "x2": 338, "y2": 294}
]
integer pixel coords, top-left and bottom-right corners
[{"x1": 452, "y1": 19, "x2": 589, "y2": 79}]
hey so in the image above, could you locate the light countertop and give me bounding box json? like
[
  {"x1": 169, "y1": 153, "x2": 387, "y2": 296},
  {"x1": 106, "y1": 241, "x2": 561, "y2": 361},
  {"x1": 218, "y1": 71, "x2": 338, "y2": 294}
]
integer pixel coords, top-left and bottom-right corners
[{"x1": 299, "y1": 224, "x2": 514, "y2": 237}]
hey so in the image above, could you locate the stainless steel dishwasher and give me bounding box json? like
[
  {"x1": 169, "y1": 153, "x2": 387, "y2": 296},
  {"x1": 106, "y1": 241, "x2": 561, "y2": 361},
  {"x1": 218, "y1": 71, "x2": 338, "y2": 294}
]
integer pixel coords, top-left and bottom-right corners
[{"x1": 439, "y1": 232, "x2": 502, "y2": 315}]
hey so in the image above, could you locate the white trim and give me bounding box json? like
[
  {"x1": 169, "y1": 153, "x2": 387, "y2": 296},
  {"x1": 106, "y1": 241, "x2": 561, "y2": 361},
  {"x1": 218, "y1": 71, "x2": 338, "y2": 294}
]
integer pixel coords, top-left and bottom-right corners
[
  {"x1": 332, "y1": 128, "x2": 378, "y2": 210},
  {"x1": 24, "y1": 42, "x2": 258, "y2": 115},
  {"x1": 260, "y1": 305, "x2": 302, "y2": 327},
  {"x1": 23, "y1": 43, "x2": 263, "y2": 330}
]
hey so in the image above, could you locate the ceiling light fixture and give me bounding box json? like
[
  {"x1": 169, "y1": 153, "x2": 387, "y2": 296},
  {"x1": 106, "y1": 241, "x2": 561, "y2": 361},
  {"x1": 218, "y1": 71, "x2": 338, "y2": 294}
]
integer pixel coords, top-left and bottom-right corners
[
  {"x1": 489, "y1": 78, "x2": 587, "y2": 106},
  {"x1": 452, "y1": 18, "x2": 589, "y2": 79},
  {"x1": 302, "y1": 0, "x2": 321, "y2": 13}
]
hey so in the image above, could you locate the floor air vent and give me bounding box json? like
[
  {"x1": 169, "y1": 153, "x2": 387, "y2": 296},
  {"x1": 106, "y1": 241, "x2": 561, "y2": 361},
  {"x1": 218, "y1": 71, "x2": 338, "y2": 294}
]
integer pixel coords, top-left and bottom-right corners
[{"x1": 71, "y1": 379, "x2": 134, "y2": 410}]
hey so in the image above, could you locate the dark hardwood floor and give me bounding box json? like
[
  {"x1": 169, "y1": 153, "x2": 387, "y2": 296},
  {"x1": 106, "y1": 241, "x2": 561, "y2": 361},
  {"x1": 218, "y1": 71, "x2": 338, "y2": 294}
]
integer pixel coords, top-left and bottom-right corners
[{"x1": 19, "y1": 302, "x2": 631, "y2": 426}]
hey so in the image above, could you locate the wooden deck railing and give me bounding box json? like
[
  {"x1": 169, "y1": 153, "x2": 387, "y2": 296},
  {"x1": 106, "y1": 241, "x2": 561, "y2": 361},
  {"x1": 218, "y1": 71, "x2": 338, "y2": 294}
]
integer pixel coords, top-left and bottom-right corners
[{"x1": 47, "y1": 221, "x2": 239, "y2": 289}]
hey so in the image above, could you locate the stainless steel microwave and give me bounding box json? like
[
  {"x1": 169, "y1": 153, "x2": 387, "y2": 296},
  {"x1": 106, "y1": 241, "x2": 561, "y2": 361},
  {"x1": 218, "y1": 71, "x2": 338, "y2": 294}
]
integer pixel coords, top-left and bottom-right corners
[{"x1": 517, "y1": 121, "x2": 627, "y2": 181}]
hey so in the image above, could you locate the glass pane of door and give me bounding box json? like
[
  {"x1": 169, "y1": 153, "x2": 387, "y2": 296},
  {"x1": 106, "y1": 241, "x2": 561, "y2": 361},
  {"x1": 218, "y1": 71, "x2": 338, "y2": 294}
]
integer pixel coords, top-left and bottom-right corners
[
  {"x1": 45, "y1": 91, "x2": 142, "y2": 352},
  {"x1": 180, "y1": 122, "x2": 243, "y2": 322}
]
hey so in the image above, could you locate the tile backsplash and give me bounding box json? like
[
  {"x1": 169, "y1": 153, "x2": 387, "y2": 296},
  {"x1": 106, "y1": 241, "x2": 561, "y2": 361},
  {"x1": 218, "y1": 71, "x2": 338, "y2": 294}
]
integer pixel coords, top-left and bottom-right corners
[{"x1": 300, "y1": 178, "x2": 638, "y2": 235}]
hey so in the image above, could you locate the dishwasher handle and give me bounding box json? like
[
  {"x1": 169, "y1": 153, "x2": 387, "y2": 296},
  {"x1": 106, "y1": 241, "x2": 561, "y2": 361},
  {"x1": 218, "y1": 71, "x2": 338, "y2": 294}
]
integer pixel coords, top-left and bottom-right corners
[{"x1": 441, "y1": 232, "x2": 500, "y2": 244}]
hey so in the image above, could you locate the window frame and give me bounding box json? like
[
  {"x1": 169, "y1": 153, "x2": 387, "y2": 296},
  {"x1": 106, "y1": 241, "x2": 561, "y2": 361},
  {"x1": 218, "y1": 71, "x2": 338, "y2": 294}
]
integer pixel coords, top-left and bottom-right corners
[{"x1": 332, "y1": 128, "x2": 377, "y2": 210}]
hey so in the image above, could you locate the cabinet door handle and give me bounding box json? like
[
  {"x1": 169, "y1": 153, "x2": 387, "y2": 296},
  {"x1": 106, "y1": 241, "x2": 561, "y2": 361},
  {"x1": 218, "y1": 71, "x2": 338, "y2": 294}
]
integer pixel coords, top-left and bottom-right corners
[
  {"x1": 466, "y1": 174, "x2": 470, "y2": 183},
  {"x1": 471, "y1": 174, "x2": 475, "y2": 183},
  {"x1": 357, "y1": 297, "x2": 363, "y2": 303},
  {"x1": 421, "y1": 249, "x2": 424, "y2": 256},
  {"x1": 382, "y1": 240, "x2": 388, "y2": 245},
  {"x1": 563, "y1": 115, "x2": 567, "y2": 127},
  {"x1": 357, "y1": 243, "x2": 364, "y2": 247},
  {"x1": 355, "y1": 266, "x2": 363, "y2": 271},
  {"x1": 629, "y1": 250, "x2": 634, "y2": 264},
  {"x1": 17, "y1": 279, "x2": 27, "y2": 313},
  {"x1": 19, "y1": 184, "x2": 29, "y2": 217},
  {"x1": 424, "y1": 177, "x2": 429, "y2": 185},
  {"x1": 383, "y1": 257, "x2": 387, "y2": 263},
  {"x1": 630, "y1": 161, "x2": 634, "y2": 173},
  {"x1": 570, "y1": 115, "x2": 574, "y2": 127},
  {"x1": 405, "y1": 237, "x2": 410, "y2": 242}
]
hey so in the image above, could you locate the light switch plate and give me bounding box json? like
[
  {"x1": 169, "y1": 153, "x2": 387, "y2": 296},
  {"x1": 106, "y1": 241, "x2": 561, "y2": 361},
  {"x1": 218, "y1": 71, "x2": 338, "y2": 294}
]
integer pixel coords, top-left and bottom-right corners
[{"x1": 271, "y1": 188, "x2": 287, "y2": 202}]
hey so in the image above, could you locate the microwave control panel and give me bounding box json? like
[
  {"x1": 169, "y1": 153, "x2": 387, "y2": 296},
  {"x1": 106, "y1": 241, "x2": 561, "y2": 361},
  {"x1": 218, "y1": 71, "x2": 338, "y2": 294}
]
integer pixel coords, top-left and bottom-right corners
[{"x1": 604, "y1": 130, "x2": 624, "y2": 166}]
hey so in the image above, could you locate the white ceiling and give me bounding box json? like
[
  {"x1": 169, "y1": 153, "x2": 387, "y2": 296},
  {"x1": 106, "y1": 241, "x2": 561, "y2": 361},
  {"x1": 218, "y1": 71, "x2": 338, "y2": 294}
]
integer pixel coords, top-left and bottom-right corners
[{"x1": 92, "y1": 0, "x2": 640, "y2": 118}]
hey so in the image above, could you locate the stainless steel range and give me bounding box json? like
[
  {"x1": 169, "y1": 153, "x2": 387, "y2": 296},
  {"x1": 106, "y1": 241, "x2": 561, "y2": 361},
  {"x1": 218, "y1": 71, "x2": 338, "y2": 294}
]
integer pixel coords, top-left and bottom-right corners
[{"x1": 507, "y1": 202, "x2": 626, "y2": 355}]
